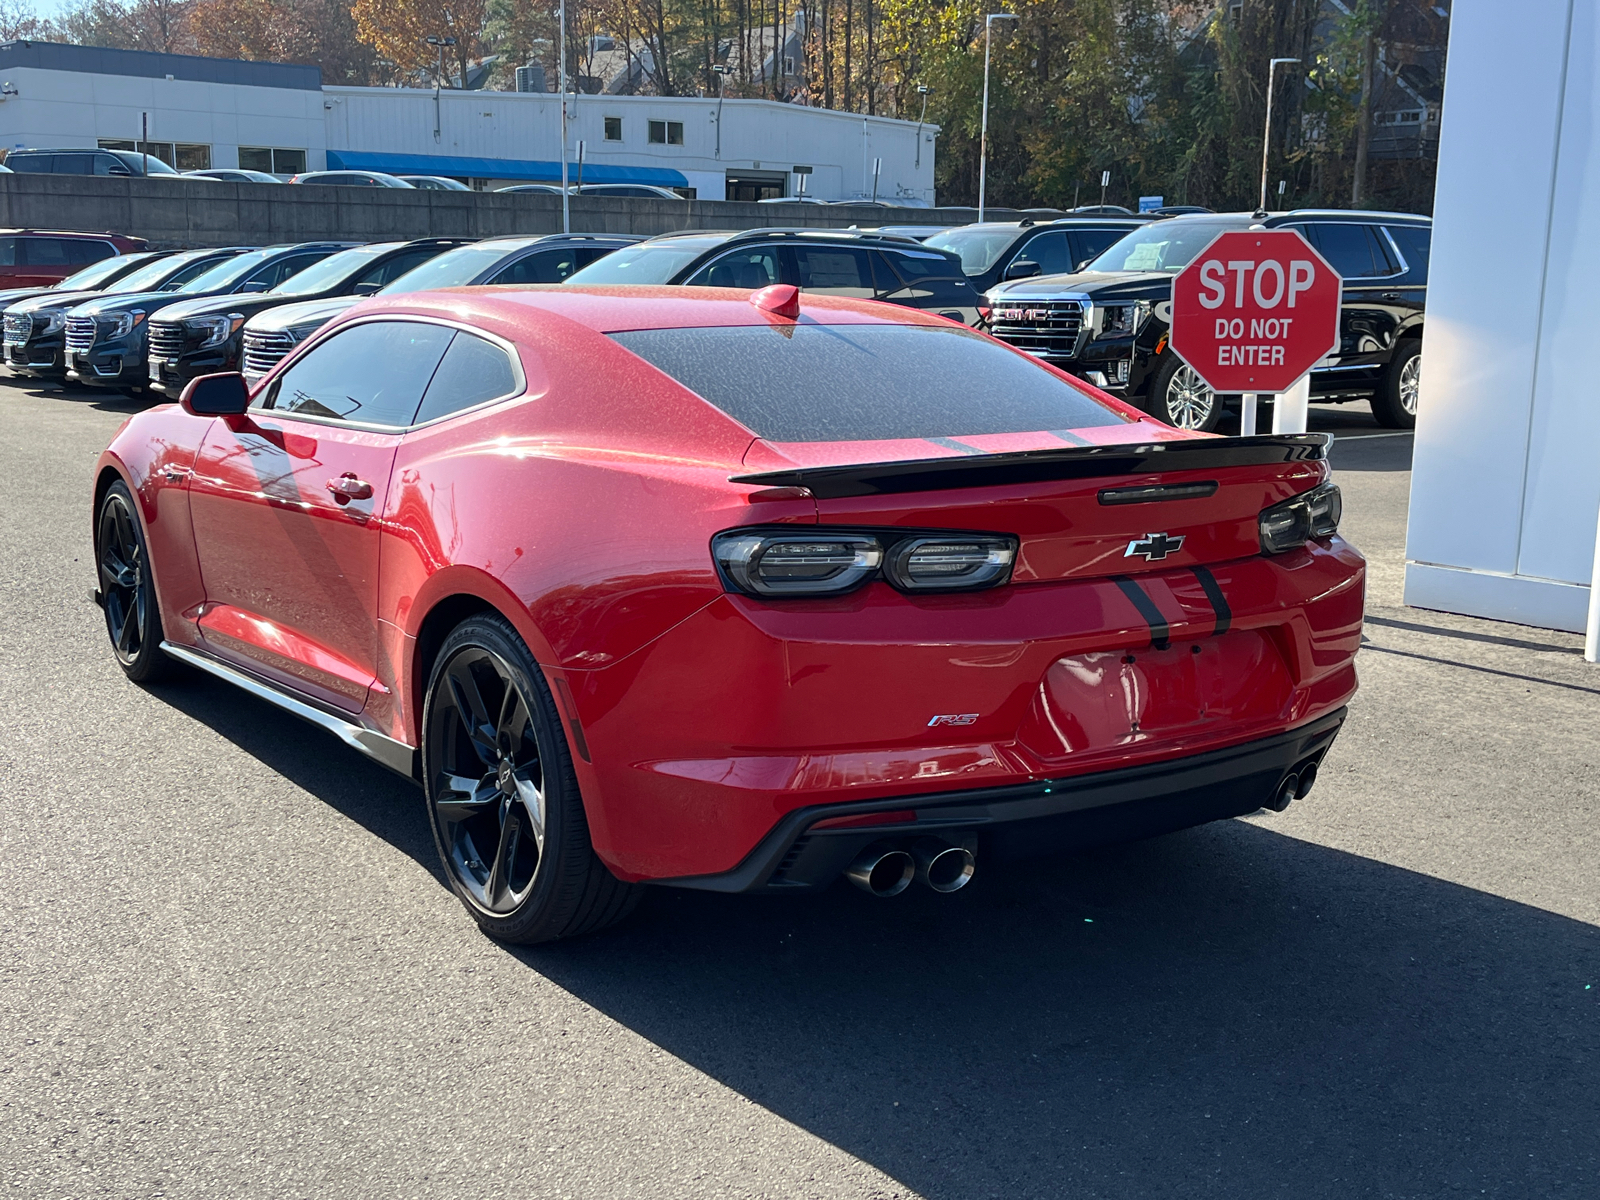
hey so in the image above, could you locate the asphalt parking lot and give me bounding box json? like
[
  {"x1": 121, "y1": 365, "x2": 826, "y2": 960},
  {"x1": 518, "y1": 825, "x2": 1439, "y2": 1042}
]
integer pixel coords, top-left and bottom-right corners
[{"x1": 3, "y1": 381, "x2": 1596, "y2": 1199}]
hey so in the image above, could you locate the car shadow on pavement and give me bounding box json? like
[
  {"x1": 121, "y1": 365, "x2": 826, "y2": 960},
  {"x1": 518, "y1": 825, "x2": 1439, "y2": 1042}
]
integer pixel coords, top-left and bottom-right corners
[
  {"x1": 6, "y1": 378, "x2": 152, "y2": 414},
  {"x1": 149, "y1": 671, "x2": 1600, "y2": 1198},
  {"x1": 517, "y1": 822, "x2": 1600, "y2": 1200}
]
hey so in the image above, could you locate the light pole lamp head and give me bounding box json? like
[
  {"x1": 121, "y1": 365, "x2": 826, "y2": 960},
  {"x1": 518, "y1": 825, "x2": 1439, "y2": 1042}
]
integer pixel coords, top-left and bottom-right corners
[{"x1": 987, "y1": 12, "x2": 1018, "y2": 26}]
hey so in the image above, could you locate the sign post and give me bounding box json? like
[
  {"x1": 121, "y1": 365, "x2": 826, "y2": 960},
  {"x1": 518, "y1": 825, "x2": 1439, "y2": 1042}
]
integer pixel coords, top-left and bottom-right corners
[{"x1": 1168, "y1": 229, "x2": 1340, "y2": 434}]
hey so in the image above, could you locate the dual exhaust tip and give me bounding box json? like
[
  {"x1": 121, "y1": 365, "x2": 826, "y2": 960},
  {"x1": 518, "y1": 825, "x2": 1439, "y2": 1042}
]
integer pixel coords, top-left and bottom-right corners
[
  {"x1": 846, "y1": 838, "x2": 975, "y2": 897},
  {"x1": 1266, "y1": 758, "x2": 1321, "y2": 813}
]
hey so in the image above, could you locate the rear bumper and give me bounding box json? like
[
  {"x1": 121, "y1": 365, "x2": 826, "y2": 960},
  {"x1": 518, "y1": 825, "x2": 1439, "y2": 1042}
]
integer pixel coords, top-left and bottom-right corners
[{"x1": 662, "y1": 707, "x2": 1345, "y2": 892}]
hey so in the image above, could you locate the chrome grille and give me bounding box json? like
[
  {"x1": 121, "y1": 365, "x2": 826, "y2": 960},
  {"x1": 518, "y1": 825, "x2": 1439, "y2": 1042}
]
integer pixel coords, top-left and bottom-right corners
[
  {"x1": 147, "y1": 321, "x2": 186, "y2": 360},
  {"x1": 242, "y1": 330, "x2": 296, "y2": 380},
  {"x1": 65, "y1": 316, "x2": 98, "y2": 354},
  {"x1": 989, "y1": 299, "x2": 1086, "y2": 358},
  {"x1": 3, "y1": 313, "x2": 35, "y2": 344}
]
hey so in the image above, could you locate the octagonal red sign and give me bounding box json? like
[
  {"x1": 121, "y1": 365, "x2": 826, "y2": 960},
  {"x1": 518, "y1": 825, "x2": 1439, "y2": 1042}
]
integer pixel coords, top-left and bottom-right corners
[{"x1": 1168, "y1": 229, "x2": 1341, "y2": 394}]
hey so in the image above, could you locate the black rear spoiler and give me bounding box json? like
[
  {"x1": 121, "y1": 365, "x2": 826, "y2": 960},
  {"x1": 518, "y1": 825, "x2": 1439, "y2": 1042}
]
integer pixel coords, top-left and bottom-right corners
[{"x1": 729, "y1": 433, "x2": 1332, "y2": 499}]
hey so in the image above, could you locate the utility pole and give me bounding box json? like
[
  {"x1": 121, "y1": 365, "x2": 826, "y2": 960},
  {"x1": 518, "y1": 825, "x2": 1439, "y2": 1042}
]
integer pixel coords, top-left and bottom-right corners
[
  {"x1": 914, "y1": 84, "x2": 929, "y2": 169},
  {"x1": 977, "y1": 12, "x2": 1017, "y2": 223},
  {"x1": 713, "y1": 65, "x2": 730, "y2": 159},
  {"x1": 559, "y1": 0, "x2": 569, "y2": 233},
  {"x1": 1353, "y1": 27, "x2": 1374, "y2": 205},
  {"x1": 1260, "y1": 57, "x2": 1300, "y2": 212},
  {"x1": 426, "y1": 35, "x2": 456, "y2": 142}
]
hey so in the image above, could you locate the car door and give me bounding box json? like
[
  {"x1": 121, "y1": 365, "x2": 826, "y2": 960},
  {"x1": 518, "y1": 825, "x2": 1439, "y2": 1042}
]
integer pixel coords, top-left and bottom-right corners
[
  {"x1": 187, "y1": 319, "x2": 454, "y2": 712},
  {"x1": 1380, "y1": 223, "x2": 1429, "y2": 332},
  {"x1": 1299, "y1": 221, "x2": 1407, "y2": 370},
  {"x1": 873, "y1": 248, "x2": 979, "y2": 322}
]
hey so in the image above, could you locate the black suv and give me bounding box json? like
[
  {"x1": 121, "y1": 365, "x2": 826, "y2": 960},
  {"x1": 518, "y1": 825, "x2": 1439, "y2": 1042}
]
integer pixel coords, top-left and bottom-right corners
[
  {"x1": 147, "y1": 238, "x2": 476, "y2": 395},
  {"x1": 984, "y1": 210, "x2": 1431, "y2": 429},
  {"x1": 5, "y1": 147, "x2": 182, "y2": 178},
  {"x1": 67, "y1": 243, "x2": 353, "y2": 394},
  {"x1": 923, "y1": 216, "x2": 1150, "y2": 295},
  {"x1": 564, "y1": 228, "x2": 981, "y2": 323}
]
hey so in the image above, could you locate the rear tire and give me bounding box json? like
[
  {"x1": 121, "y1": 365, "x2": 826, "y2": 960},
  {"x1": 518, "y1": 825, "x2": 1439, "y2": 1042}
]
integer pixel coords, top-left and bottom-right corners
[
  {"x1": 1371, "y1": 339, "x2": 1420, "y2": 429},
  {"x1": 95, "y1": 480, "x2": 172, "y2": 683},
  {"x1": 421, "y1": 613, "x2": 639, "y2": 944},
  {"x1": 1149, "y1": 355, "x2": 1223, "y2": 432}
]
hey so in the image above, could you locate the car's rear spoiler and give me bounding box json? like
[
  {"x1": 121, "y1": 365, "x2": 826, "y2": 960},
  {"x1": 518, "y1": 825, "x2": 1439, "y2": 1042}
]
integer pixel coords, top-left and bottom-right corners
[{"x1": 730, "y1": 432, "x2": 1332, "y2": 499}]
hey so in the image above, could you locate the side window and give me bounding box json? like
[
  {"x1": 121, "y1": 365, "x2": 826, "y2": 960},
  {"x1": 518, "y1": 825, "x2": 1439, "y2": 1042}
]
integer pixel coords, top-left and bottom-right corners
[
  {"x1": 1069, "y1": 228, "x2": 1125, "y2": 268},
  {"x1": 54, "y1": 153, "x2": 94, "y2": 176},
  {"x1": 5, "y1": 154, "x2": 50, "y2": 173},
  {"x1": 164, "y1": 256, "x2": 228, "y2": 288},
  {"x1": 258, "y1": 252, "x2": 330, "y2": 289},
  {"x1": 22, "y1": 238, "x2": 72, "y2": 267},
  {"x1": 413, "y1": 332, "x2": 520, "y2": 424},
  {"x1": 260, "y1": 321, "x2": 454, "y2": 427},
  {"x1": 574, "y1": 246, "x2": 616, "y2": 270},
  {"x1": 359, "y1": 249, "x2": 442, "y2": 288},
  {"x1": 791, "y1": 246, "x2": 874, "y2": 296},
  {"x1": 69, "y1": 240, "x2": 116, "y2": 264},
  {"x1": 1364, "y1": 226, "x2": 1401, "y2": 276},
  {"x1": 1386, "y1": 225, "x2": 1431, "y2": 282},
  {"x1": 686, "y1": 249, "x2": 780, "y2": 289},
  {"x1": 881, "y1": 250, "x2": 952, "y2": 282},
  {"x1": 494, "y1": 249, "x2": 580, "y2": 284},
  {"x1": 0, "y1": 237, "x2": 15, "y2": 266},
  {"x1": 1308, "y1": 222, "x2": 1381, "y2": 279},
  {"x1": 1015, "y1": 231, "x2": 1071, "y2": 274}
]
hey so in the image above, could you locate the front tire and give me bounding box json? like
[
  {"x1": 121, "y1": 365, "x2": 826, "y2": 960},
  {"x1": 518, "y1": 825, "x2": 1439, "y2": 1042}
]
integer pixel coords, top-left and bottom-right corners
[
  {"x1": 95, "y1": 480, "x2": 172, "y2": 683},
  {"x1": 422, "y1": 614, "x2": 639, "y2": 944},
  {"x1": 1149, "y1": 355, "x2": 1223, "y2": 432},
  {"x1": 1372, "y1": 339, "x2": 1420, "y2": 429}
]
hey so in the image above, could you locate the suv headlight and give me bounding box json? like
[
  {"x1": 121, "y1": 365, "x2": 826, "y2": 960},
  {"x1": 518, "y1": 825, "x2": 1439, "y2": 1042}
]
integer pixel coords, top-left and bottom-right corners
[
  {"x1": 39, "y1": 311, "x2": 66, "y2": 337},
  {"x1": 107, "y1": 310, "x2": 144, "y2": 339},
  {"x1": 1259, "y1": 482, "x2": 1342, "y2": 554},
  {"x1": 286, "y1": 320, "x2": 328, "y2": 344},
  {"x1": 191, "y1": 314, "x2": 241, "y2": 349},
  {"x1": 713, "y1": 529, "x2": 1017, "y2": 596},
  {"x1": 1095, "y1": 301, "x2": 1148, "y2": 338}
]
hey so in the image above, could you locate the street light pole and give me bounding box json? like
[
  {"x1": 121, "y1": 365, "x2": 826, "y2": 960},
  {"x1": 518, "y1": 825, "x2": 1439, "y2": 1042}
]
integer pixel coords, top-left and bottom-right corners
[
  {"x1": 426, "y1": 35, "x2": 456, "y2": 142},
  {"x1": 1260, "y1": 56, "x2": 1300, "y2": 212},
  {"x1": 713, "y1": 65, "x2": 730, "y2": 159},
  {"x1": 558, "y1": 0, "x2": 570, "y2": 232},
  {"x1": 978, "y1": 12, "x2": 1016, "y2": 224},
  {"x1": 914, "y1": 84, "x2": 929, "y2": 170}
]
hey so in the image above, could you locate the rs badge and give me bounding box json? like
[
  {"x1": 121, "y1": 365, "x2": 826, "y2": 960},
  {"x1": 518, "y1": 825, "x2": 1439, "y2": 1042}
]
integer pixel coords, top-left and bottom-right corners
[
  {"x1": 927, "y1": 713, "x2": 979, "y2": 727},
  {"x1": 1125, "y1": 532, "x2": 1185, "y2": 561}
]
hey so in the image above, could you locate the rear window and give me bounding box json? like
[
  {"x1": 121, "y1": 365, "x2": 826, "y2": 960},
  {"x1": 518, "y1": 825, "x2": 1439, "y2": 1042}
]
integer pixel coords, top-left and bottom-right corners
[{"x1": 609, "y1": 323, "x2": 1125, "y2": 443}]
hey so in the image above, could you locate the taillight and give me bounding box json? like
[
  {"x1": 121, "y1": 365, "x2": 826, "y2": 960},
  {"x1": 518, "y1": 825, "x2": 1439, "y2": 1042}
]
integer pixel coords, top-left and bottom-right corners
[
  {"x1": 713, "y1": 529, "x2": 1017, "y2": 597},
  {"x1": 1258, "y1": 482, "x2": 1342, "y2": 554}
]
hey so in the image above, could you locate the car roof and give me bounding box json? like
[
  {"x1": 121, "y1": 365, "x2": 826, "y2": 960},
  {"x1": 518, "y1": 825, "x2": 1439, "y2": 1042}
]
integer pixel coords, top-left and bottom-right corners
[{"x1": 645, "y1": 227, "x2": 948, "y2": 250}]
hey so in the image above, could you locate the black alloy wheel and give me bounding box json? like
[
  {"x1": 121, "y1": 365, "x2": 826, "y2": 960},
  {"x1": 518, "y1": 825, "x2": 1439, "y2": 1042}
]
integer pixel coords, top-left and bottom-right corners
[
  {"x1": 95, "y1": 480, "x2": 171, "y2": 683},
  {"x1": 422, "y1": 614, "x2": 638, "y2": 943}
]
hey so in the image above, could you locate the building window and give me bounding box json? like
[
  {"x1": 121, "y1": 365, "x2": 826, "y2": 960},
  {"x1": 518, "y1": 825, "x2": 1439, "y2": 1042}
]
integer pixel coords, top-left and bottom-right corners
[
  {"x1": 604, "y1": 116, "x2": 622, "y2": 141},
  {"x1": 239, "y1": 147, "x2": 307, "y2": 175},
  {"x1": 648, "y1": 120, "x2": 683, "y2": 146}
]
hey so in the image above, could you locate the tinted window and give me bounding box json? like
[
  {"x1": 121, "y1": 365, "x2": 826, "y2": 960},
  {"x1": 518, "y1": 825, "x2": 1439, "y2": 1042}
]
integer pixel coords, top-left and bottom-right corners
[
  {"x1": 358, "y1": 248, "x2": 445, "y2": 288},
  {"x1": 68, "y1": 239, "x2": 115, "y2": 264},
  {"x1": 791, "y1": 246, "x2": 874, "y2": 295},
  {"x1": 1308, "y1": 222, "x2": 1396, "y2": 279},
  {"x1": 1015, "y1": 231, "x2": 1071, "y2": 274},
  {"x1": 413, "y1": 332, "x2": 519, "y2": 424},
  {"x1": 610, "y1": 323, "x2": 1124, "y2": 442},
  {"x1": 883, "y1": 249, "x2": 959, "y2": 281},
  {"x1": 494, "y1": 248, "x2": 582, "y2": 284},
  {"x1": 176, "y1": 251, "x2": 269, "y2": 292},
  {"x1": 260, "y1": 321, "x2": 453, "y2": 426},
  {"x1": 6, "y1": 153, "x2": 52, "y2": 173},
  {"x1": 270, "y1": 245, "x2": 394, "y2": 296},
  {"x1": 1386, "y1": 225, "x2": 1430, "y2": 280},
  {"x1": 384, "y1": 243, "x2": 531, "y2": 293},
  {"x1": 53, "y1": 153, "x2": 94, "y2": 176},
  {"x1": 1069, "y1": 228, "x2": 1126, "y2": 268},
  {"x1": 0, "y1": 237, "x2": 14, "y2": 266},
  {"x1": 567, "y1": 237, "x2": 725, "y2": 285},
  {"x1": 22, "y1": 238, "x2": 72, "y2": 267},
  {"x1": 246, "y1": 252, "x2": 328, "y2": 291},
  {"x1": 685, "y1": 248, "x2": 780, "y2": 289},
  {"x1": 113, "y1": 251, "x2": 214, "y2": 291},
  {"x1": 923, "y1": 227, "x2": 1024, "y2": 275}
]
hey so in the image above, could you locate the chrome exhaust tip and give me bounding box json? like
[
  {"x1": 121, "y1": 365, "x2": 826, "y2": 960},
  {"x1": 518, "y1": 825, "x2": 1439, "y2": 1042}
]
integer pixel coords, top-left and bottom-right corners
[
  {"x1": 1266, "y1": 773, "x2": 1298, "y2": 813},
  {"x1": 845, "y1": 847, "x2": 915, "y2": 897},
  {"x1": 913, "y1": 839, "x2": 976, "y2": 893}
]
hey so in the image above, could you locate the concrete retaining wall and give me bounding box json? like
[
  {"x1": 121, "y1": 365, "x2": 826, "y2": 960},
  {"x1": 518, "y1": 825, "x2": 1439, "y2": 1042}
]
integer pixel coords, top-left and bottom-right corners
[{"x1": 0, "y1": 174, "x2": 1023, "y2": 247}]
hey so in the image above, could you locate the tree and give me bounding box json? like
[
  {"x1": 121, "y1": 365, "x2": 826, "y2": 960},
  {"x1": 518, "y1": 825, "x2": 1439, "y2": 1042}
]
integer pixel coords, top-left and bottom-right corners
[{"x1": 351, "y1": 0, "x2": 488, "y2": 85}]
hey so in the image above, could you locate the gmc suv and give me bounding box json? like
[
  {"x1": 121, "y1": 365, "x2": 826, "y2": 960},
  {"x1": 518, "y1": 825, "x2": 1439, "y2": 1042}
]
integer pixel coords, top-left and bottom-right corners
[{"x1": 983, "y1": 209, "x2": 1430, "y2": 429}]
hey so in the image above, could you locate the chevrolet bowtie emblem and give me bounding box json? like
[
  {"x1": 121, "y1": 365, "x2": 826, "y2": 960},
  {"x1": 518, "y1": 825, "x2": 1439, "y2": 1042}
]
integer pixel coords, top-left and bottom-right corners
[{"x1": 1125, "y1": 532, "x2": 1185, "y2": 561}]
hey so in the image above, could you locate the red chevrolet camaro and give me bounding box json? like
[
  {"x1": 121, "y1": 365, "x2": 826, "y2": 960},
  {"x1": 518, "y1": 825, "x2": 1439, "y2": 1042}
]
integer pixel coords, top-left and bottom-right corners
[{"x1": 91, "y1": 283, "x2": 1363, "y2": 943}]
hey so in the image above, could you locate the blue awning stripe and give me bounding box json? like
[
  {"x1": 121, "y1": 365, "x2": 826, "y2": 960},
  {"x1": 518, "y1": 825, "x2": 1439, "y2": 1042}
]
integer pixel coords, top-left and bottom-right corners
[{"x1": 325, "y1": 150, "x2": 686, "y2": 187}]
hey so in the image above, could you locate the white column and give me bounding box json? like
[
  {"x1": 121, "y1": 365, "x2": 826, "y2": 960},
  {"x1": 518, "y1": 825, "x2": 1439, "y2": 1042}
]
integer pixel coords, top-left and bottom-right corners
[
  {"x1": 1271, "y1": 375, "x2": 1310, "y2": 434},
  {"x1": 1239, "y1": 394, "x2": 1258, "y2": 436}
]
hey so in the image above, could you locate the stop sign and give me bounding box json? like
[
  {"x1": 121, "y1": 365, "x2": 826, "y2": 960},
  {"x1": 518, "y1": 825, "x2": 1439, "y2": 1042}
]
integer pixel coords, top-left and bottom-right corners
[{"x1": 1168, "y1": 229, "x2": 1341, "y2": 394}]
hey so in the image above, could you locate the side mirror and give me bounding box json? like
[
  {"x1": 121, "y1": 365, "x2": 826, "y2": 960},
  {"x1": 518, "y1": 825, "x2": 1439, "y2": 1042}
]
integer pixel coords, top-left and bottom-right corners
[
  {"x1": 238, "y1": 279, "x2": 269, "y2": 293},
  {"x1": 180, "y1": 372, "x2": 250, "y2": 416},
  {"x1": 1076, "y1": 259, "x2": 1093, "y2": 272},
  {"x1": 107, "y1": 167, "x2": 131, "y2": 177},
  {"x1": 1004, "y1": 259, "x2": 1042, "y2": 281},
  {"x1": 351, "y1": 281, "x2": 381, "y2": 296}
]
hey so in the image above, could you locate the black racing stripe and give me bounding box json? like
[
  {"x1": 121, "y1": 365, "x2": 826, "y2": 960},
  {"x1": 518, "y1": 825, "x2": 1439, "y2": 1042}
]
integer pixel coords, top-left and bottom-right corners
[
  {"x1": 1192, "y1": 565, "x2": 1232, "y2": 636},
  {"x1": 1048, "y1": 428, "x2": 1093, "y2": 447},
  {"x1": 1113, "y1": 576, "x2": 1170, "y2": 650},
  {"x1": 925, "y1": 436, "x2": 986, "y2": 455}
]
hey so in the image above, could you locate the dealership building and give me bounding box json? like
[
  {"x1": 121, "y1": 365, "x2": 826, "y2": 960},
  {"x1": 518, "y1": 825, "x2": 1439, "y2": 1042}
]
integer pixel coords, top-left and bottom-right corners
[{"x1": 0, "y1": 40, "x2": 937, "y2": 204}]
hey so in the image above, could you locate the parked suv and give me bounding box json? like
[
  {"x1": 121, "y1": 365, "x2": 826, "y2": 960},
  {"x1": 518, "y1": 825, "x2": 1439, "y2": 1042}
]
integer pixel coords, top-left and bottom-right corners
[
  {"x1": 0, "y1": 229, "x2": 147, "y2": 289},
  {"x1": 564, "y1": 228, "x2": 981, "y2": 323},
  {"x1": 4, "y1": 148, "x2": 180, "y2": 178},
  {"x1": 924, "y1": 216, "x2": 1149, "y2": 295},
  {"x1": 148, "y1": 238, "x2": 473, "y2": 394},
  {"x1": 0, "y1": 248, "x2": 166, "y2": 312},
  {"x1": 983, "y1": 209, "x2": 1431, "y2": 429},
  {"x1": 67, "y1": 243, "x2": 351, "y2": 394},
  {"x1": 240, "y1": 233, "x2": 638, "y2": 383},
  {"x1": 6, "y1": 248, "x2": 232, "y2": 380}
]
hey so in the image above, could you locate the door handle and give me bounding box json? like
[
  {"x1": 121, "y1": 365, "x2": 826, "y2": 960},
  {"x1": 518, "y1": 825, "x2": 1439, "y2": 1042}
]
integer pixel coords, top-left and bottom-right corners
[
  {"x1": 1381, "y1": 292, "x2": 1403, "y2": 302},
  {"x1": 326, "y1": 473, "x2": 374, "y2": 502}
]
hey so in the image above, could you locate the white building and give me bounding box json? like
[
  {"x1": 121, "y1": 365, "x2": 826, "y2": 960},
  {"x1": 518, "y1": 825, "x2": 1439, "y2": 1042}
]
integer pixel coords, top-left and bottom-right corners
[
  {"x1": 0, "y1": 40, "x2": 938, "y2": 204},
  {"x1": 1404, "y1": 1, "x2": 1599, "y2": 635}
]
